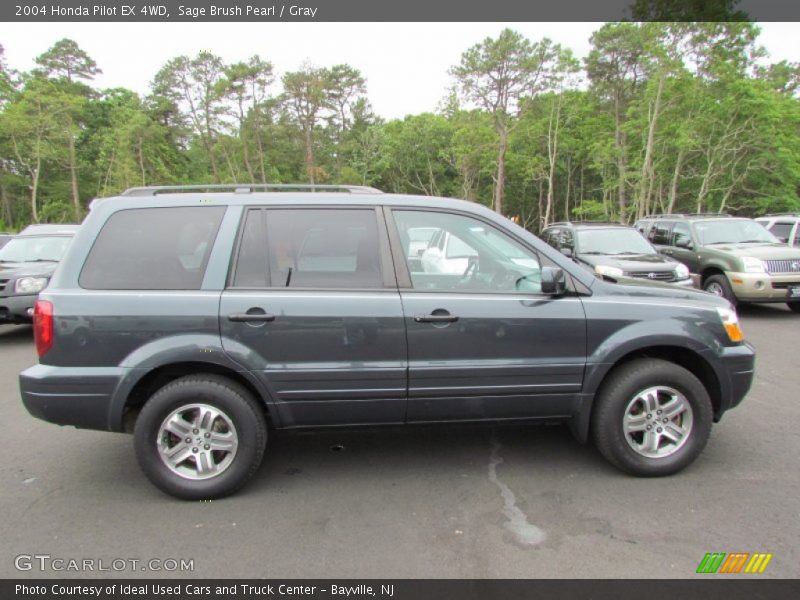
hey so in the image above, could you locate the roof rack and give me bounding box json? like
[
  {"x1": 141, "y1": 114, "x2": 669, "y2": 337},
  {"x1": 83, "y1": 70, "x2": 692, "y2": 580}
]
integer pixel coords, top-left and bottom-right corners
[
  {"x1": 547, "y1": 220, "x2": 624, "y2": 227},
  {"x1": 649, "y1": 213, "x2": 732, "y2": 219},
  {"x1": 120, "y1": 184, "x2": 383, "y2": 197}
]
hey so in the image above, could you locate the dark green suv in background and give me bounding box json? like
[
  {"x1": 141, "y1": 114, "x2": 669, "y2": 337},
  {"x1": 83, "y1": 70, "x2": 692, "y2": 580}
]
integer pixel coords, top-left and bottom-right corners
[{"x1": 635, "y1": 214, "x2": 800, "y2": 312}]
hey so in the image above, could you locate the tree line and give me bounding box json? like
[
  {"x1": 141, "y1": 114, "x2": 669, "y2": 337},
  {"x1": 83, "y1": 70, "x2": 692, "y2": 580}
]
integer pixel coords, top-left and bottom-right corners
[{"x1": 0, "y1": 22, "x2": 798, "y2": 232}]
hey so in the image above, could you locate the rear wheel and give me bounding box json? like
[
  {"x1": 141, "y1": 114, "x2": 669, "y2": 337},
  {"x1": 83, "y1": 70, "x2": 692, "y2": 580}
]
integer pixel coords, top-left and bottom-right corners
[
  {"x1": 592, "y1": 358, "x2": 713, "y2": 477},
  {"x1": 134, "y1": 375, "x2": 267, "y2": 500},
  {"x1": 703, "y1": 274, "x2": 737, "y2": 306}
]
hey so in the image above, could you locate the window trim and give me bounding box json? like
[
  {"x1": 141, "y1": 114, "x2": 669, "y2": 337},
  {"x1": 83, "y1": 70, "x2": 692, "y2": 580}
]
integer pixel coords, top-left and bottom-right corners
[
  {"x1": 225, "y1": 205, "x2": 397, "y2": 292},
  {"x1": 385, "y1": 206, "x2": 571, "y2": 296}
]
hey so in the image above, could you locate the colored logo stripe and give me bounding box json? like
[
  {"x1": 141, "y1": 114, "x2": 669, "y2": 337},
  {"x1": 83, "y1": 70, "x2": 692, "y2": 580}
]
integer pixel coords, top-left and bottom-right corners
[
  {"x1": 744, "y1": 553, "x2": 773, "y2": 574},
  {"x1": 697, "y1": 553, "x2": 726, "y2": 574},
  {"x1": 719, "y1": 553, "x2": 749, "y2": 573}
]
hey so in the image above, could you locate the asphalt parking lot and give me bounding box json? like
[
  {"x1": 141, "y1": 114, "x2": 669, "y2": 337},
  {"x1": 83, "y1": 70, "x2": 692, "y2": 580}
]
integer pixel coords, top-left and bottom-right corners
[{"x1": 1, "y1": 304, "x2": 798, "y2": 579}]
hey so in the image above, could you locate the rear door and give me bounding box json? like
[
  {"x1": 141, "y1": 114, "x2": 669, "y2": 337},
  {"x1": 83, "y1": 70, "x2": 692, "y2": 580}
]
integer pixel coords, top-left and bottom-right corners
[
  {"x1": 387, "y1": 208, "x2": 587, "y2": 423},
  {"x1": 220, "y1": 206, "x2": 407, "y2": 427}
]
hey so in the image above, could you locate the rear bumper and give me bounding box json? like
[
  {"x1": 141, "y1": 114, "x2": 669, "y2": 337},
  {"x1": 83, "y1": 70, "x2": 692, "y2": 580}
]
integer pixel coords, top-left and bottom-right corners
[
  {"x1": 728, "y1": 271, "x2": 800, "y2": 303},
  {"x1": 19, "y1": 364, "x2": 126, "y2": 430},
  {"x1": 0, "y1": 294, "x2": 36, "y2": 323}
]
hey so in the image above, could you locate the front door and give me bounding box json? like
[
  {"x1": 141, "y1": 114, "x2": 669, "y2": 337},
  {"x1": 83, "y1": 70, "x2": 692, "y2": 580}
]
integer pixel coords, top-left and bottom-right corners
[
  {"x1": 220, "y1": 207, "x2": 407, "y2": 427},
  {"x1": 388, "y1": 209, "x2": 587, "y2": 422}
]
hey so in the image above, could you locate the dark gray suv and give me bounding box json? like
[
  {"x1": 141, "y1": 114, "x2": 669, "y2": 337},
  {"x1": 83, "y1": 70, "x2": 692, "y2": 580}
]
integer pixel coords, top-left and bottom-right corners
[{"x1": 19, "y1": 185, "x2": 755, "y2": 499}]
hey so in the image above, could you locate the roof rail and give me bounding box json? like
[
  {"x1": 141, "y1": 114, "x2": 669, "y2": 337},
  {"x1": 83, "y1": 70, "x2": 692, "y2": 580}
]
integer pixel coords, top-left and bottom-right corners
[
  {"x1": 547, "y1": 220, "x2": 623, "y2": 227},
  {"x1": 761, "y1": 213, "x2": 800, "y2": 218},
  {"x1": 120, "y1": 183, "x2": 384, "y2": 197},
  {"x1": 649, "y1": 213, "x2": 732, "y2": 219}
]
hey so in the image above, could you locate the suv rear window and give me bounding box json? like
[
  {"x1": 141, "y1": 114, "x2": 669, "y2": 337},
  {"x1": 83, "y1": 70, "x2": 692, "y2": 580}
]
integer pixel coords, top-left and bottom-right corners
[{"x1": 80, "y1": 206, "x2": 225, "y2": 290}]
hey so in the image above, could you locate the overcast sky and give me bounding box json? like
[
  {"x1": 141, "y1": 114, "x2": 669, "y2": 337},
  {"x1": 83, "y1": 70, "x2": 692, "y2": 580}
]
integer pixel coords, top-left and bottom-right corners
[{"x1": 2, "y1": 22, "x2": 798, "y2": 119}]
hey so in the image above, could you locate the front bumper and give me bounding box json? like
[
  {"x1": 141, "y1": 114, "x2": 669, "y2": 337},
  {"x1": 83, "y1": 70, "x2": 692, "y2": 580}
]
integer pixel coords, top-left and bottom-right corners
[
  {"x1": 709, "y1": 342, "x2": 756, "y2": 418},
  {"x1": 673, "y1": 277, "x2": 695, "y2": 288},
  {"x1": 727, "y1": 271, "x2": 800, "y2": 302},
  {"x1": 19, "y1": 364, "x2": 126, "y2": 430},
  {"x1": 0, "y1": 294, "x2": 36, "y2": 323}
]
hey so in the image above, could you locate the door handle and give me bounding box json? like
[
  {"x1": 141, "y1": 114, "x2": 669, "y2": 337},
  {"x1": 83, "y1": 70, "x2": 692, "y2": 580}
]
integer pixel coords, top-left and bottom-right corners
[
  {"x1": 414, "y1": 314, "x2": 459, "y2": 324},
  {"x1": 228, "y1": 312, "x2": 276, "y2": 323},
  {"x1": 663, "y1": 249, "x2": 674, "y2": 255}
]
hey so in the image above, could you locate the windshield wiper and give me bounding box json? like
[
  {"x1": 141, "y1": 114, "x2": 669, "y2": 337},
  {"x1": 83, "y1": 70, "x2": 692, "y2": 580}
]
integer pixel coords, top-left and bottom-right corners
[
  {"x1": 581, "y1": 251, "x2": 611, "y2": 255},
  {"x1": 737, "y1": 240, "x2": 770, "y2": 244},
  {"x1": 27, "y1": 259, "x2": 58, "y2": 262},
  {"x1": 705, "y1": 241, "x2": 734, "y2": 245}
]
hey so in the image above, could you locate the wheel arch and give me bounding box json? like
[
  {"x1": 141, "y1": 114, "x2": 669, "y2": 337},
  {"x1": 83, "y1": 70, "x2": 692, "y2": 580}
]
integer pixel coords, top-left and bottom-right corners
[
  {"x1": 570, "y1": 345, "x2": 722, "y2": 444},
  {"x1": 114, "y1": 362, "x2": 276, "y2": 433}
]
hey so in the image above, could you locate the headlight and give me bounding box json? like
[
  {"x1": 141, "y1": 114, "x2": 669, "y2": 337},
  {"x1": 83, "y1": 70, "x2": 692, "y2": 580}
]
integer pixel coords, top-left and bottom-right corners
[
  {"x1": 14, "y1": 277, "x2": 49, "y2": 294},
  {"x1": 595, "y1": 265, "x2": 624, "y2": 278},
  {"x1": 716, "y1": 307, "x2": 744, "y2": 343},
  {"x1": 741, "y1": 257, "x2": 766, "y2": 273},
  {"x1": 674, "y1": 263, "x2": 690, "y2": 279}
]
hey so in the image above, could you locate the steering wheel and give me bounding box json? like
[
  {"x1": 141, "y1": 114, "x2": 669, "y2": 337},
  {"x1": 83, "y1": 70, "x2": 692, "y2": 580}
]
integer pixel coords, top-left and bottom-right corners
[{"x1": 459, "y1": 256, "x2": 479, "y2": 284}]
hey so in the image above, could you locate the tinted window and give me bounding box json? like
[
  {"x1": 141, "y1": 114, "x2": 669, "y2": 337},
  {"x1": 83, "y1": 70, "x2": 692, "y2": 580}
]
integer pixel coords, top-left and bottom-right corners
[
  {"x1": 393, "y1": 210, "x2": 541, "y2": 294},
  {"x1": 650, "y1": 222, "x2": 673, "y2": 245},
  {"x1": 671, "y1": 222, "x2": 692, "y2": 246},
  {"x1": 232, "y1": 209, "x2": 267, "y2": 287},
  {"x1": 561, "y1": 229, "x2": 575, "y2": 251},
  {"x1": 80, "y1": 207, "x2": 225, "y2": 290},
  {"x1": 541, "y1": 229, "x2": 558, "y2": 248},
  {"x1": 769, "y1": 222, "x2": 793, "y2": 243},
  {"x1": 265, "y1": 209, "x2": 382, "y2": 288}
]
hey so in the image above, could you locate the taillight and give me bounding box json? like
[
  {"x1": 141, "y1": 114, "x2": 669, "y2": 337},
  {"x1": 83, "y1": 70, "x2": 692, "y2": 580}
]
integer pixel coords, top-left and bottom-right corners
[{"x1": 33, "y1": 300, "x2": 54, "y2": 357}]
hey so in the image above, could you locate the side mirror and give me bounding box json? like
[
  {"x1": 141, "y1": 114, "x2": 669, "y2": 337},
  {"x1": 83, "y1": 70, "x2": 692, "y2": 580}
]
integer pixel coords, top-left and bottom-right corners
[
  {"x1": 541, "y1": 266, "x2": 567, "y2": 296},
  {"x1": 560, "y1": 247, "x2": 573, "y2": 258},
  {"x1": 675, "y1": 238, "x2": 693, "y2": 249}
]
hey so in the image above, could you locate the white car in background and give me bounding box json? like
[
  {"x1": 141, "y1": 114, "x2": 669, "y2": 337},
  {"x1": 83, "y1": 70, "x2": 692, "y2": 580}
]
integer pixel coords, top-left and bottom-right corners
[{"x1": 420, "y1": 227, "x2": 538, "y2": 274}]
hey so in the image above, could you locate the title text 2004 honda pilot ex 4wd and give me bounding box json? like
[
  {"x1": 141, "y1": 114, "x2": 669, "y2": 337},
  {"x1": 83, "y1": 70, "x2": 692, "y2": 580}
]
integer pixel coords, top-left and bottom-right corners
[{"x1": 19, "y1": 185, "x2": 755, "y2": 499}]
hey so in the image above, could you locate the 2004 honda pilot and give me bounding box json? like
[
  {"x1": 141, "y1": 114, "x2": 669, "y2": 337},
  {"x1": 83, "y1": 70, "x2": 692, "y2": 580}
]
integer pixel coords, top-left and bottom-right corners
[{"x1": 19, "y1": 185, "x2": 756, "y2": 499}]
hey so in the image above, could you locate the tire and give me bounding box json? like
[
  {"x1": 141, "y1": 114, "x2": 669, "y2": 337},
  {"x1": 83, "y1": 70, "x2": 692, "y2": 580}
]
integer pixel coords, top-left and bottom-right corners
[
  {"x1": 703, "y1": 274, "x2": 737, "y2": 306},
  {"x1": 591, "y1": 358, "x2": 713, "y2": 477},
  {"x1": 134, "y1": 375, "x2": 267, "y2": 500},
  {"x1": 788, "y1": 302, "x2": 800, "y2": 313}
]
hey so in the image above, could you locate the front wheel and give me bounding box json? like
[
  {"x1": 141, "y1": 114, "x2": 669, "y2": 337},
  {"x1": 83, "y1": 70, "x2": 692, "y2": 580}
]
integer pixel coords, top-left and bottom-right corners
[
  {"x1": 703, "y1": 274, "x2": 737, "y2": 306},
  {"x1": 788, "y1": 302, "x2": 800, "y2": 313},
  {"x1": 134, "y1": 375, "x2": 267, "y2": 500},
  {"x1": 592, "y1": 358, "x2": 713, "y2": 477}
]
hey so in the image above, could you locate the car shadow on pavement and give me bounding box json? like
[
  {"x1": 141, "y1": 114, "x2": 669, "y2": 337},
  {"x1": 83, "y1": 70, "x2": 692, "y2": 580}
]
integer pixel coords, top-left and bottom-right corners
[
  {"x1": 737, "y1": 303, "x2": 797, "y2": 320},
  {"x1": 0, "y1": 324, "x2": 32, "y2": 341}
]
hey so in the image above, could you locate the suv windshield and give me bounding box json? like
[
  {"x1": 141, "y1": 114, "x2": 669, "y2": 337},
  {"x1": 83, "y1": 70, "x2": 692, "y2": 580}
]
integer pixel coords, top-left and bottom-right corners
[
  {"x1": 0, "y1": 236, "x2": 72, "y2": 263},
  {"x1": 576, "y1": 228, "x2": 656, "y2": 255},
  {"x1": 694, "y1": 220, "x2": 778, "y2": 245}
]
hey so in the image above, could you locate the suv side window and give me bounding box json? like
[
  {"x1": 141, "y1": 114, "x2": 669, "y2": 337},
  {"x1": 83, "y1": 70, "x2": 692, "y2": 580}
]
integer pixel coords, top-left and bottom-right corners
[
  {"x1": 541, "y1": 228, "x2": 558, "y2": 249},
  {"x1": 769, "y1": 222, "x2": 793, "y2": 243},
  {"x1": 671, "y1": 222, "x2": 692, "y2": 247},
  {"x1": 80, "y1": 206, "x2": 225, "y2": 290},
  {"x1": 561, "y1": 229, "x2": 575, "y2": 251},
  {"x1": 264, "y1": 209, "x2": 383, "y2": 289},
  {"x1": 650, "y1": 221, "x2": 674, "y2": 246},
  {"x1": 392, "y1": 210, "x2": 541, "y2": 294}
]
